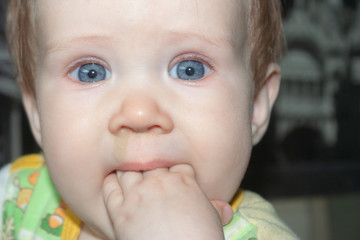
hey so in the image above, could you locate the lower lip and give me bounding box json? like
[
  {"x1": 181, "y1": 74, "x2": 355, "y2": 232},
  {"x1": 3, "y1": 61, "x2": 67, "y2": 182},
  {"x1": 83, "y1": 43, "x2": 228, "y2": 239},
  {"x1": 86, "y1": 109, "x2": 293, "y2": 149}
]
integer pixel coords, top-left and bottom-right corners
[{"x1": 117, "y1": 160, "x2": 176, "y2": 172}]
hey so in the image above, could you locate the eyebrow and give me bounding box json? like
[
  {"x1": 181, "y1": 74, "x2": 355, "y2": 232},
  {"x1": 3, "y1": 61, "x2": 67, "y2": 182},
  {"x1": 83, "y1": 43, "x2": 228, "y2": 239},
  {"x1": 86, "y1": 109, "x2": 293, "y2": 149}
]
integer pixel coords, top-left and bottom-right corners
[
  {"x1": 164, "y1": 30, "x2": 235, "y2": 49},
  {"x1": 44, "y1": 35, "x2": 113, "y2": 55}
]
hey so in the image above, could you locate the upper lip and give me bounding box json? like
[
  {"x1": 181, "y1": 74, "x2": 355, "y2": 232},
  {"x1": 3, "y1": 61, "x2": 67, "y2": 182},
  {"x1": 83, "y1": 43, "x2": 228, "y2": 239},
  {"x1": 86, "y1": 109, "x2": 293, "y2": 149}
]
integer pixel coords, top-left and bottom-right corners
[{"x1": 112, "y1": 134, "x2": 188, "y2": 172}]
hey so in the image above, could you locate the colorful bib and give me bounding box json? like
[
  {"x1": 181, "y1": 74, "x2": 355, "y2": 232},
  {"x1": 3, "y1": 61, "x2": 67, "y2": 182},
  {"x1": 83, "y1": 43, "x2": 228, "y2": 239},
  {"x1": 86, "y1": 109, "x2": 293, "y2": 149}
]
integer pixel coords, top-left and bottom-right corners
[{"x1": 1, "y1": 154, "x2": 81, "y2": 240}]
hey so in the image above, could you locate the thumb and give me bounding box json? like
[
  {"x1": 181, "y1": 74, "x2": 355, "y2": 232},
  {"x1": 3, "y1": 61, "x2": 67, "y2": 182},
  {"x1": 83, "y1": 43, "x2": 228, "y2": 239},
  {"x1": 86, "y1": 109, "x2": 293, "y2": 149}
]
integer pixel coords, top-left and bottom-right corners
[{"x1": 211, "y1": 200, "x2": 233, "y2": 225}]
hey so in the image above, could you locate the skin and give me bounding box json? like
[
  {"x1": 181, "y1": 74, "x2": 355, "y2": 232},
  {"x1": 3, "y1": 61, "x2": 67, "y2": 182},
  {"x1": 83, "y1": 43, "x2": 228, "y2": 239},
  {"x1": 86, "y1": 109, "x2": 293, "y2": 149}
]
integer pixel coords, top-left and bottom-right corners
[{"x1": 23, "y1": 0, "x2": 281, "y2": 239}]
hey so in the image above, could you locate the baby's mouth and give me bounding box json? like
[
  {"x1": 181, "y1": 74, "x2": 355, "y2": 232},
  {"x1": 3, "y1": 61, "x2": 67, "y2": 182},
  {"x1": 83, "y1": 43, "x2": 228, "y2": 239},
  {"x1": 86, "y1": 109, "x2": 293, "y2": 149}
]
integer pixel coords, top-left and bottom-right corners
[{"x1": 116, "y1": 159, "x2": 177, "y2": 172}]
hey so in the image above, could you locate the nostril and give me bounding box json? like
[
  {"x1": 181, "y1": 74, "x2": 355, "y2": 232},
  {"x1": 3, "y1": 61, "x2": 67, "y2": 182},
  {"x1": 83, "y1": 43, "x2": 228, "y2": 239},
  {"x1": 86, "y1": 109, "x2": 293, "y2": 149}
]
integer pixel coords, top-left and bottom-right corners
[
  {"x1": 147, "y1": 125, "x2": 165, "y2": 133},
  {"x1": 118, "y1": 126, "x2": 133, "y2": 134},
  {"x1": 118, "y1": 125, "x2": 163, "y2": 134},
  {"x1": 119, "y1": 126, "x2": 148, "y2": 133},
  {"x1": 109, "y1": 115, "x2": 174, "y2": 135}
]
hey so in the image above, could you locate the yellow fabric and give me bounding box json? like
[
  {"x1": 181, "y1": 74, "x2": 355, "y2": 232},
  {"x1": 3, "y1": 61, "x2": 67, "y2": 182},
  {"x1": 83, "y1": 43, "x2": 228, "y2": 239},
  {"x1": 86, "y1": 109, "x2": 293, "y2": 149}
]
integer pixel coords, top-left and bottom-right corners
[
  {"x1": 10, "y1": 154, "x2": 44, "y2": 173},
  {"x1": 230, "y1": 189, "x2": 244, "y2": 211},
  {"x1": 62, "y1": 206, "x2": 82, "y2": 240}
]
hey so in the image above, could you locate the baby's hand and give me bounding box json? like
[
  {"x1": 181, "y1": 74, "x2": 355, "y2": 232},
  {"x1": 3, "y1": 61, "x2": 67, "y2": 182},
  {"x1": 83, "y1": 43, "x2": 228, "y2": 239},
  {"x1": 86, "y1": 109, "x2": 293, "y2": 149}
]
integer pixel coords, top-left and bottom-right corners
[{"x1": 103, "y1": 164, "x2": 232, "y2": 240}]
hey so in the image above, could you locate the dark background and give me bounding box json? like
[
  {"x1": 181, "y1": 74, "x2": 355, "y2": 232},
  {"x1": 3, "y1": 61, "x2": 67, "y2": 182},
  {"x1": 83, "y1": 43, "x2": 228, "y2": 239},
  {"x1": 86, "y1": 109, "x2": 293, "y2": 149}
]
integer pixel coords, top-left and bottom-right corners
[{"x1": 245, "y1": 0, "x2": 360, "y2": 198}]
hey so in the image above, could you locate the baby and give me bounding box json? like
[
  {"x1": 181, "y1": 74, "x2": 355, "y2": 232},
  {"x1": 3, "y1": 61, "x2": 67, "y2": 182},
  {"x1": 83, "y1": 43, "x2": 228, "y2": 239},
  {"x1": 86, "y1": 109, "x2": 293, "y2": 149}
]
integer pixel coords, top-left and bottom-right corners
[{"x1": 0, "y1": 0, "x2": 299, "y2": 239}]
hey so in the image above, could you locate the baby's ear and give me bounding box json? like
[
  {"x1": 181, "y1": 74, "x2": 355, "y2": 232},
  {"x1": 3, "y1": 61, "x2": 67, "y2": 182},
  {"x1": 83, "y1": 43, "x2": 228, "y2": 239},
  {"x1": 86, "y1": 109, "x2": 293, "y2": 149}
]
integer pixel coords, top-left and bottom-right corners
[
  {"x1": 251, "y1": 63, "x2": 281, "y2": 145},
  {"x1": 22, "y1": 91, "x2": 42, "y2": 147}
]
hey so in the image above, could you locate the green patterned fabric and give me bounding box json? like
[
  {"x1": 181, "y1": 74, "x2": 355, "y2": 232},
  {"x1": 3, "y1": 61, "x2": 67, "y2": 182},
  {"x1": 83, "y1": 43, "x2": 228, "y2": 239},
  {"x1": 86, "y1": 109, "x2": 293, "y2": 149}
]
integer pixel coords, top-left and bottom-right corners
[
  {"x1": 224, "y1": 208, "x2": 257, "y2": 240},
  {"x1": 2, "y1": 160, "x2": 64, "y2": 240}
]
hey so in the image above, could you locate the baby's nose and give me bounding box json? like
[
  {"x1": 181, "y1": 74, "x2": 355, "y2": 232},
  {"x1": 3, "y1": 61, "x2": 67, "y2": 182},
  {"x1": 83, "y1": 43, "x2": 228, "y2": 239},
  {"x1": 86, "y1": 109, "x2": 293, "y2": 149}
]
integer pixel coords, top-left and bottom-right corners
[{"x1": 108, "y1": 92, "x2": 174, "y2": 134}]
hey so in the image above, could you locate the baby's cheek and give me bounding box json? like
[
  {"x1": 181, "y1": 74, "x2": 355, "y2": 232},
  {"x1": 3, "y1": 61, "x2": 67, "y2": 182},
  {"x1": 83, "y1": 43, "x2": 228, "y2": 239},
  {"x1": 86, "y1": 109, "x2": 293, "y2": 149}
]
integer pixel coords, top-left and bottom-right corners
[{"x1": 202, "y1": 167, "x2": 244, "y2": 202}]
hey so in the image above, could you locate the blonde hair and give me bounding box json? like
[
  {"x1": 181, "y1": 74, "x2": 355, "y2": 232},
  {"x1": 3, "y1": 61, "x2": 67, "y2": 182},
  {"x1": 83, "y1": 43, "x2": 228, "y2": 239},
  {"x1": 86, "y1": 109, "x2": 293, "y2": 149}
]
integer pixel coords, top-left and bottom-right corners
[
  {"x1": 6, "y1": 0, "x2": 284, "y2": 96},
  {"x1": 6, "y1": 0, "x2": 36, "y2": 96},
  {"x1": 249, "y1": 0, "x2": 284, "y2": 93}
]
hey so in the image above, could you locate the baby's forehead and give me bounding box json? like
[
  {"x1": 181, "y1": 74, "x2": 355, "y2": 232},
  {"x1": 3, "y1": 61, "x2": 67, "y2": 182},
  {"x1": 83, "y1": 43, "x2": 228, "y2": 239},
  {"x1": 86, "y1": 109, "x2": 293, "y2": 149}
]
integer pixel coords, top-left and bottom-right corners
[{"x1": 34, "y1": 0, "x2": 250, "y2": 50}]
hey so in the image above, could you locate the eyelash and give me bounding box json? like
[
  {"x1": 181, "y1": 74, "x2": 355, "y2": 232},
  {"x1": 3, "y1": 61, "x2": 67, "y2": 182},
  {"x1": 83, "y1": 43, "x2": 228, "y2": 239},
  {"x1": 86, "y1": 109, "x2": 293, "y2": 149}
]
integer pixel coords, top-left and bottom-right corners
[
  {"x1": 170, "y1": 54, "x2": 214, "y2": 72},
  {"x1": 66, "y1": 57, "x2": 110, "y2": 80}
]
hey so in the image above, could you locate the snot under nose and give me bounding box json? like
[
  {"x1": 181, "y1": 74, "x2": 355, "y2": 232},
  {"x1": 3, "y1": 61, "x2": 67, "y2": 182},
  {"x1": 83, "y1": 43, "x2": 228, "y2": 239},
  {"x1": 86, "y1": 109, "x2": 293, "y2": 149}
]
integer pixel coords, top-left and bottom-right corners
[{"x1": 108, "y1": 92, "x2": 174, "y2": 135}]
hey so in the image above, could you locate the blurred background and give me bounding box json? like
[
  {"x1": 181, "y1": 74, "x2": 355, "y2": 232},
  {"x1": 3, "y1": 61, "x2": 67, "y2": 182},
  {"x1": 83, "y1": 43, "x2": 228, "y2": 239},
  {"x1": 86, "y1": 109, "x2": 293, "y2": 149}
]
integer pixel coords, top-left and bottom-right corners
[{"x1": 0, "y1": 0, "x2": 359, "y2": 239}]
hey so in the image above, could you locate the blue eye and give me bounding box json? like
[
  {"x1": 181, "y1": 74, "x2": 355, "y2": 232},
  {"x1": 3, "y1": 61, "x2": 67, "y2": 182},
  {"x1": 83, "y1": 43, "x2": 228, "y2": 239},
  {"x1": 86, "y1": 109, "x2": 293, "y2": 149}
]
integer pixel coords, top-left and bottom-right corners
[
  {"x1": 70, "y1": 63, "x2": 111, "y2": 83},
  {"x1": 169, "y1": 60, "x2": 210, "y2": 80}
]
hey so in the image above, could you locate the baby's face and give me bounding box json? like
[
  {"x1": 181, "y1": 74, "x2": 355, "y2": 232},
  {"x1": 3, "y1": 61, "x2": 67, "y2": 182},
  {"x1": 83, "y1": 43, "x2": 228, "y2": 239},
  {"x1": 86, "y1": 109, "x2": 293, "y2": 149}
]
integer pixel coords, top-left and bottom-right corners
[{"x1": 31, "y1": 0, "x2": 253, "y2": 237}]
